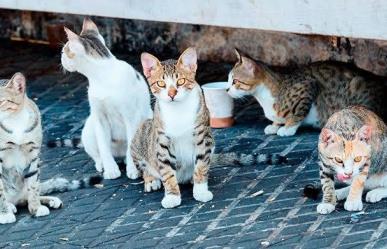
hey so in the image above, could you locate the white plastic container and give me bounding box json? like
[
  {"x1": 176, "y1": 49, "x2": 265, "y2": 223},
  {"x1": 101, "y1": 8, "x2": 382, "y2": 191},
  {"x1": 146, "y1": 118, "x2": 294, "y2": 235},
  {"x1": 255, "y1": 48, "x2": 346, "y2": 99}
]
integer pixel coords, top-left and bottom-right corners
[{"x1": 202, "y1": 82, "x2": 234, "y2": 128}]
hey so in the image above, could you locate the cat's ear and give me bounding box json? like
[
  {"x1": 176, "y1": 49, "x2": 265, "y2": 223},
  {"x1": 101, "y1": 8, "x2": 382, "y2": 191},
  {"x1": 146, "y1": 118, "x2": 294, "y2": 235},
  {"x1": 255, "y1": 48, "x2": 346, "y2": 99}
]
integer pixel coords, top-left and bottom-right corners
[
  {"x1": 240, "y1": 56, "x2": 257, "y2": 74},
  {"x1": 234, "y1": 48, "x2": 242, "y2": 63},
  {"x1": 320, "y1": 128, "x2": 337, "y2": 146},
  {"x1": 7, "y1": 72, "x2": 26, "y2": 94},
  {"x1": 81, "y1": 17, "x2": 99, "y2": 34},
  {"x1": 177, "y1": 47, "x2": 197, "y2": 72},
  {"x1": 356, "y1": 125, "x2": 372, "y2": 143},
  {"x1": 64, "y1": 27, "x2": 79, "y2": 41},
  {"x1": 141, "y1": 53, "x2": 161, "y2": 78}
]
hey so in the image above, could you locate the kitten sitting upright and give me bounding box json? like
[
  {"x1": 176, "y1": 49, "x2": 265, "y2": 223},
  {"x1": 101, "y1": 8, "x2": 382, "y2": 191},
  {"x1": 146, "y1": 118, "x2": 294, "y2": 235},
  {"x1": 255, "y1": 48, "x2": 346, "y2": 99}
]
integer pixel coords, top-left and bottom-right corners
[
  {"x1": 61, "y1": 18, "x2": 152, "y2": 179},
  {"x1": 317, "y1": 106, "x2": 387, "y2": 214},
  {"x1": 131, "y1": 48, "x2": 214, "y2": 208},
  {"x1": 227, "y1": 49, "x2": 386, "y2": 136},
  {"x1": 0, "y1": 73, "x2": 102, "y2": 224}
]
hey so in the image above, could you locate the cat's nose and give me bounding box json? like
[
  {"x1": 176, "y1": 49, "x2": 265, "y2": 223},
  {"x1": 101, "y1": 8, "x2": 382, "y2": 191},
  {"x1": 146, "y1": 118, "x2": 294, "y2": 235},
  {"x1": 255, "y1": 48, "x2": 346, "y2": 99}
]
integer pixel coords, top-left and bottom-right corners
[{"x1": 168, "y1": 87, "x2": 177, "y2": 100}]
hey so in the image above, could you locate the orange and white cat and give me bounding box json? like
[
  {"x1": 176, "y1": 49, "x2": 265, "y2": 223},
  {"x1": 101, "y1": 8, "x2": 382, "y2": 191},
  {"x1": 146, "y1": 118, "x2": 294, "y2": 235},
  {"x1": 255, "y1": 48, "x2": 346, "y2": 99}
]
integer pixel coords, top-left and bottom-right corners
[{"x1": 317, "y1": 106, "x2": 387, "y2": 214}]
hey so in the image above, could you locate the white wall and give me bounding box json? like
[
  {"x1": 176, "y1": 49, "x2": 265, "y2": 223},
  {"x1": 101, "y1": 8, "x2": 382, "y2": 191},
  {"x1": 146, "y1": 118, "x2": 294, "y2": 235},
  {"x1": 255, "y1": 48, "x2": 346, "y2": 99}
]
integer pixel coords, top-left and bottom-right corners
[{"x1": 1, "y1": 0, "x2": 387, "y2": 40}]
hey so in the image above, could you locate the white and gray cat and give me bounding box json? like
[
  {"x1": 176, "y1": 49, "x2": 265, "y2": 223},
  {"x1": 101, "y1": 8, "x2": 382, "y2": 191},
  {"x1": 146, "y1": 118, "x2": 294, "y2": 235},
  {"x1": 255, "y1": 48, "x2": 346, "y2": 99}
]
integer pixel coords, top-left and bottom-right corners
[
  {"x1": 0, "y1": 73, "x2": 102, "y2": 224},
  {"x1": 61, "y1": 18, "x2": 152, "y2": 179}
]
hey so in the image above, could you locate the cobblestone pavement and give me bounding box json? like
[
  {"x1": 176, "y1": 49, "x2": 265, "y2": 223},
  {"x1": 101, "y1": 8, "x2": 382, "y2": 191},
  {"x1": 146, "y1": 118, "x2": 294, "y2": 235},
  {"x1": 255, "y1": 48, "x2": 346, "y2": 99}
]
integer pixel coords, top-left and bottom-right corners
[{"x1": 0, "y1": 41, "x2": 386, "y2": 249}]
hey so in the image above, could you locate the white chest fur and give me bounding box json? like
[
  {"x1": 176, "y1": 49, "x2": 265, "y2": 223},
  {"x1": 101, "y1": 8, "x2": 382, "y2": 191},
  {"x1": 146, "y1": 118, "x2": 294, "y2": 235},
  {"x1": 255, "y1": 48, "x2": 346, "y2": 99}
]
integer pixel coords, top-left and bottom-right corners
[
  {"x1": 253, "y1": 84, "x2": 284, "y2": 123},
  {"x1": 159, "y1": 87, "x2": 200, "y2": 183}
]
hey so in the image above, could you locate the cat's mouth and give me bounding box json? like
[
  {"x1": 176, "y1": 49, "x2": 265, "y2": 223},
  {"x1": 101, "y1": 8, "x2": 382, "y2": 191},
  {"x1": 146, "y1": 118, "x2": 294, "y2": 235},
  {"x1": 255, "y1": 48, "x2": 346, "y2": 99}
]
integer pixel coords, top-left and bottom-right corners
[{"x1": 336, "y1": 173, "x2": 352, "y2": 182}]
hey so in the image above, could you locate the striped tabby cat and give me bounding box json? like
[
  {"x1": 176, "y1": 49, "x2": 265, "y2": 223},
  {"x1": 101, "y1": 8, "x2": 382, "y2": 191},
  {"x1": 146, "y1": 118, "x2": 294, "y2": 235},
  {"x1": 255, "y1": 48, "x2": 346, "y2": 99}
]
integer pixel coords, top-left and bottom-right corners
[
  {"x1": 317, "y1": 106, "x2": 387, "y2": 214},
  {"x1": 0, "y1": 73, "x2": 102, "y2": 224},
  {"x1": 131, "y1": 47, "x2": 214, "y2": 208},
  {"x1": 227, "y1": 49, "x2": 386, "y2": 136}
]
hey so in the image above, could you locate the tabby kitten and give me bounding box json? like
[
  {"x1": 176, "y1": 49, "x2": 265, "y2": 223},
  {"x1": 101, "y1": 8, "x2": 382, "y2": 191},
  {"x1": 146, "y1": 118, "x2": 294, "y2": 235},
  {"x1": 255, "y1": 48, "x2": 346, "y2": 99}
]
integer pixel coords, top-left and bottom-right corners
[
  {"x1": 317, "y1": 106, "x2": 387, "y2": 214},
  {"x1": 61, "y1": 18, "x2": 152, "y2": 179},
  {"x1": 131, "y1": 47, "x2": 214, "y2": 208},
  {"x1": 227, "y1": 49, "x2": 386, "y2": 136},
  {"x1": 0, "y1": 73, "x2": 102, "y2": 224}
]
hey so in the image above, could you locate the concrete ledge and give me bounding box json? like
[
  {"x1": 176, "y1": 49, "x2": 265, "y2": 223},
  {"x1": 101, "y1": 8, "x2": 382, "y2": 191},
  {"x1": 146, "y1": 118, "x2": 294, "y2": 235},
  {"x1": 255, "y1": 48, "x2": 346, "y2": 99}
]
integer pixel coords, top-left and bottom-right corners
[{"x1": 1, "y1": 0, "x2": 387, "y2": 40}]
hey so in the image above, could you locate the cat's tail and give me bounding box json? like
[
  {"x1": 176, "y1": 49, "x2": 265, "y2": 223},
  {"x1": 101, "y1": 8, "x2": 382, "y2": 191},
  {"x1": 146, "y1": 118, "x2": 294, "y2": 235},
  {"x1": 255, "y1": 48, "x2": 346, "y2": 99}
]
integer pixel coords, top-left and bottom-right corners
[
  {"x1": 46, "y1": 138, "x2": 83, "y2": 149},
  {"x1": 211, "y1": 152, "x2": 287, "y2": 167},
  {"x1": 303, "y1": 184, "x2": 321, "y2": 200},
  {"x1": 40, "y1": 175, "x2": 103, "y2": 195}
]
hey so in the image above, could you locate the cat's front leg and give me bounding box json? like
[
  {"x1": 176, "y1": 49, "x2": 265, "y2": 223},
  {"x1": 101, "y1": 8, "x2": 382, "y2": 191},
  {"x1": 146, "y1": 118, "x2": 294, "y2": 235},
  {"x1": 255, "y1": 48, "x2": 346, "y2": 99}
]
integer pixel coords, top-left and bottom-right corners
[
  {"x1": 344, "y1": 171, "x2": 368, "y2": 211},
  {"x1": 26, "y1": 159, "x2": 50, "y2": 217},
  {"x1": 276, "y1": 84, "x2": 315, "y2": 136},
  {"x1": 93, "y1": 115, "x2": 121, "y2": 179},
  {"x1": 0, "y1": 175, "x2": 16, "y2": 224},
  {"x1": 317, "y1": 162, "x2": 336, "y2": 214},
  {"x1": 193, "y1": 128, "x2": 214, "y2": 203},
  {"x1": 157, "y1": 134, "x2": 181, "y2": 208}
]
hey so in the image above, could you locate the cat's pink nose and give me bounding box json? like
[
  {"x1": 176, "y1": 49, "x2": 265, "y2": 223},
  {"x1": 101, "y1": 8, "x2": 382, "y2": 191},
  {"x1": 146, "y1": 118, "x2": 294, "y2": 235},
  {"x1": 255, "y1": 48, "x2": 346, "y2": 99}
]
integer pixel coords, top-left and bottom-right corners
[{"x1": 168, "y1": 87, "x2": 177, "y2": 100}]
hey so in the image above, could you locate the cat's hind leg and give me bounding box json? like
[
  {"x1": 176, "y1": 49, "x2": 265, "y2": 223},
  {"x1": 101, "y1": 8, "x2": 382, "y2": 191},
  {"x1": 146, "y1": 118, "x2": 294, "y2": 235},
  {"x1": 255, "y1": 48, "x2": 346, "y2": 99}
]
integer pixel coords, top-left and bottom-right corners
[
  {"x1": 82, "y1": 117, "x2": 103, "y2": 173},
  {"x1": 366, "y1": 188, "x2": 387, "y2": 203},
  {"x1": 40, "y1": 196, "x2": 63, "y2": 209}
]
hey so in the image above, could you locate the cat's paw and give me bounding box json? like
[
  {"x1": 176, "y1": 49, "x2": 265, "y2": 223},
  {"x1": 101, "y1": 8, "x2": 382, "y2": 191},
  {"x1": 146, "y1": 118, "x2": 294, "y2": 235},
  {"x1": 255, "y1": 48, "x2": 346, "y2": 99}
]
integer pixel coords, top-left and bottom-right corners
[
  {"x1": 366, "y1": 189, "x2": 387, "y2": 203},
  {"x1": 103, "y1": 165, "x2": 121, "y2": 179},
  {"x1": 0, "y1": 212, "x2": 16, "y2": 224},
  {"x1": 48, "y1": 197, "x2": 63, "y2": 209},
  {"x1": 94, "y1": 161, "x2": 103, "y2": 172},
  {"x1": 317, "y1": 203, "x2": 335, "y2": 214},
  {"x1": 264, "y1": 125, "x2": 280, "y2": 135},
  {"x1": 126, "y1": 167, "x2": 140, "y2": 180},
  {"x1": 335, "y1": 188, "x2": 349, "y2": 201},
  {"x1": 277, "y1": 126, "x2": 298, "y2": 137},
  {"x1": 7, "y1": 203, "x2": 17, "y2": 214},
  {"x1": 193, "y1": 183, "x2": 213, "y2": 202},
  {"x1": 144, "y1": 179, "x2": 161, "y2": 192},
  {"x1": 34, "y1": 205, "x2": 50, "y2": 217},
  {"x1": 161, "y1": 194, "x2": 181, "y2": 209},
  {"x1": 344, "y1": 199, "x2": 363, "y2": 211}
]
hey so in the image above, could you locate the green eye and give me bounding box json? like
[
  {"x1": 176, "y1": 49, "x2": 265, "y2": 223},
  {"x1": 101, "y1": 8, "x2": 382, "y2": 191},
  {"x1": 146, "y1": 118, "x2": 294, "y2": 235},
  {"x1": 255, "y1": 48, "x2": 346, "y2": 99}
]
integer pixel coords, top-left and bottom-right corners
[{"x1": 335, "y1": 157, "x2": 343, "y2": 164}]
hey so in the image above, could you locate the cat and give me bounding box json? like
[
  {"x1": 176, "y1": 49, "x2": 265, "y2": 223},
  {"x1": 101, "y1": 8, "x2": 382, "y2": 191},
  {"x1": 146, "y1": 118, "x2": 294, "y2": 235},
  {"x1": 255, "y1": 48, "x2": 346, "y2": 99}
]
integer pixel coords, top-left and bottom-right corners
[
  {"x1": 130, "y1": 47, "x2": 214, "y2": 208},
  {"x1": 317, "y1": 106, "x2": 387, "y2": 214},
  {"x1": 0, "y1": 73, "x2": 102, "y2": 224},
  {"x1": 227, "y1": 49, "x2": 386, "y2": 136},
  {"x1": 61, "y1": 18, "x2": 152, "y2": 179}
]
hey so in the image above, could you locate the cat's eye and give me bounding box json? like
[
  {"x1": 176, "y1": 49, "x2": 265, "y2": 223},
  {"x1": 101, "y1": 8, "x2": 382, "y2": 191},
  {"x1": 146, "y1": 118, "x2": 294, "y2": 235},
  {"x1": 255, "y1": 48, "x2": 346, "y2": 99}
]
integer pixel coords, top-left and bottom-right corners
[
  {"x1": 354, "y1": 156, "x2": 362, "y2": 162},
  {"x1": 177, "y1": 78, "x2": 186, "y2": 86},
  {"x1": 156, "y1": 81, "x2": 166, "y2": 88},
  {"x1": 334, "y1": 157, "x2": 343, "y2": 164}
]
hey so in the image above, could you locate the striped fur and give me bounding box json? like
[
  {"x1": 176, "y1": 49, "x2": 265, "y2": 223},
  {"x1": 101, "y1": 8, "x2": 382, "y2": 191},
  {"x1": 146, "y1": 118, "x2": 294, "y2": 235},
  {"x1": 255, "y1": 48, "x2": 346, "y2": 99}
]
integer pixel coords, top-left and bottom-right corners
[
  {"x1": 317, "y1": 106, "x2": 387, "y2": 214},
  {"x1": 0, "y1": 73, "x2": 103, "y2": 224},
  {"x1": 132, "y1": 48, "x2": 214, "y2": 208},
  {"x1": 228, "y1": 49, "x2": 387, "y2": 137}
]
